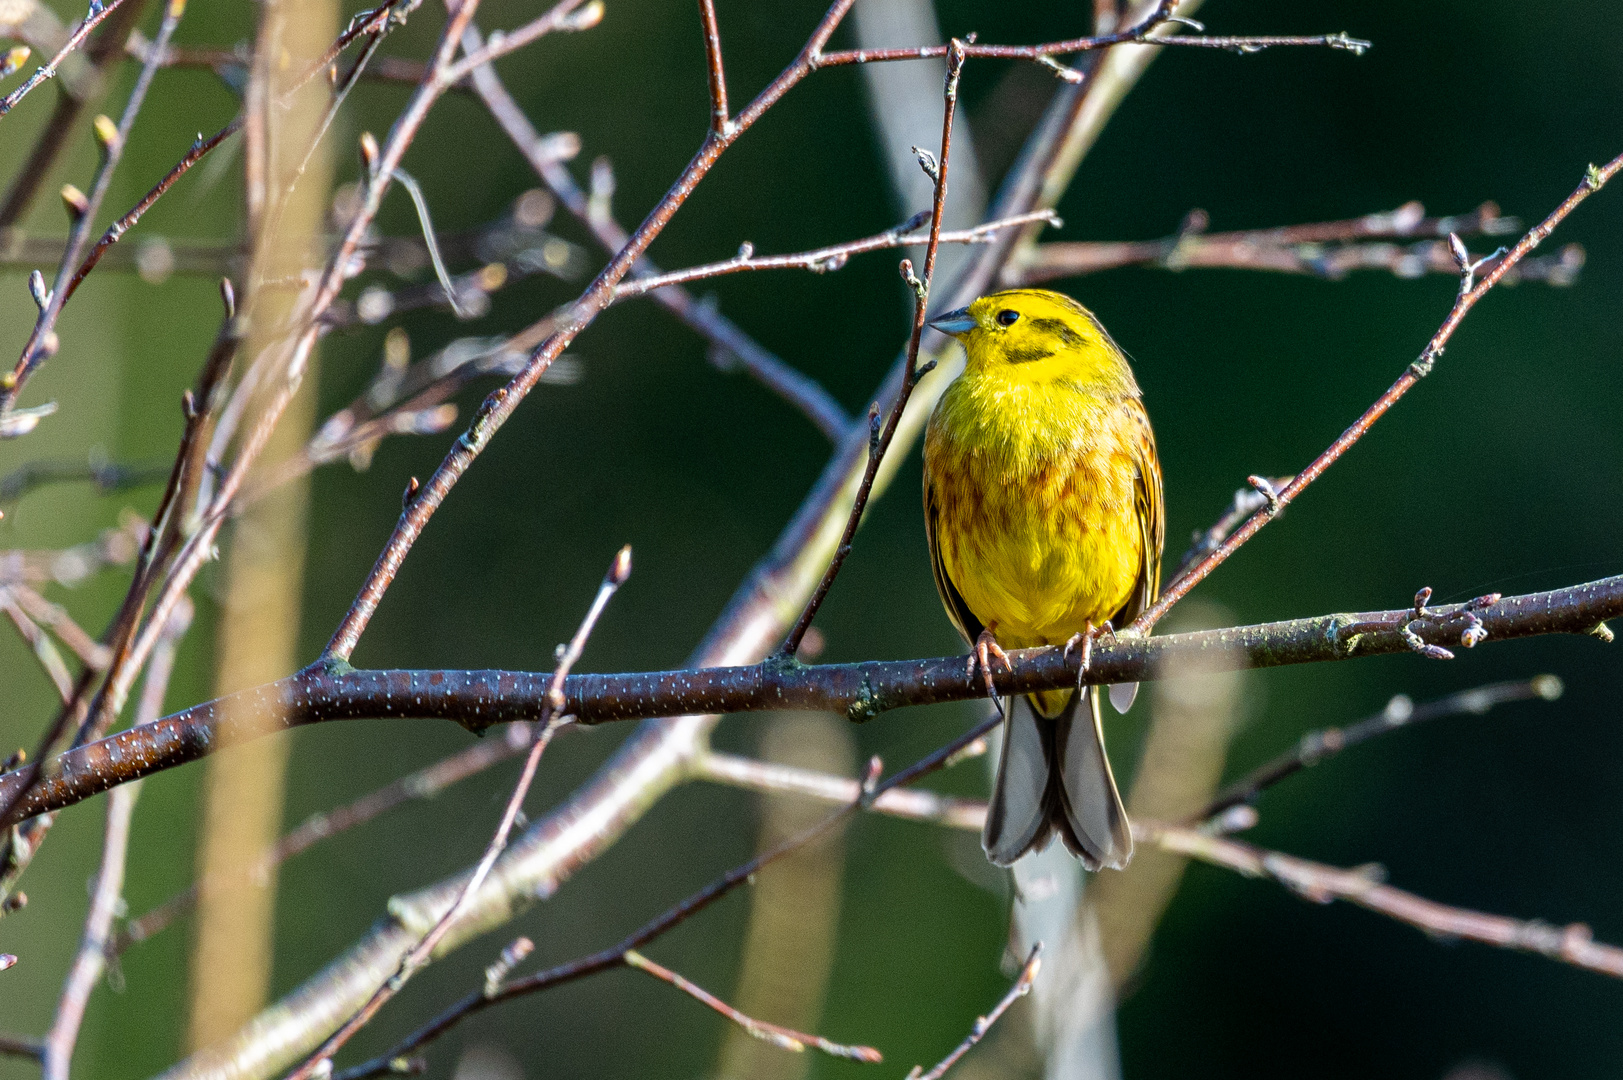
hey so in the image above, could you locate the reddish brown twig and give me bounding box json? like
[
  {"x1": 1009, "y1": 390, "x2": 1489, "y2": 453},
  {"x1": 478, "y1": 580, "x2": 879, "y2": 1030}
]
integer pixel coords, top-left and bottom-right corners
[
  {"x1": 1011, "y1": 202, "x2": 1582, "y2": 287},
  {"x1": 623, "y1": 949, "x2": 881, "y2": 1061},
  {"x1": 1170, "y1": 477, "x2": 1293, "y2": 582},
  {"x1": 1, "y1": 0, "x2": 191, "y2": 422},
  {"x1": 813, "y1": 3, "x2": 1367, "y2": 71},
  {"x1": 331, "y1": 716, "x2": 997, "y2": 1080},
  {"x1": 0, "y1": 0, "x2": 155, "y2": 229},
  {"x1": 911, "y1": 944, "x2": 1041, "y2": 1080},
  {"x1": 0, "y1": 0, "x2": 134, "y2": 117},
  {"x1": 286, "y1": 547, "x2": 630, "y2": 1080},
  {"x1": 697, "y1": 0, "x2": 729, "y2": 134},
  {"x1": 779, "y1": 37, "x2": 967, "y2": 658},
  {"x1": 62, "y1": 118, "x2": 243, "y2": 305},
  {"x1": 1196, "y1": 677, "x2": 1565, "y2": 823},
  {"x1": 1132, "y1": 150, "x2": 1623, "y2": 635},
  {"x1": 467, "y1": 58, "x2": 850, "y2": 440},
  {"x1": 612, "y1": 209, "x2": 1060, "y2": 301},
  {"x1": 321, "y1": 0, "x2": 860, "y2": 663}
]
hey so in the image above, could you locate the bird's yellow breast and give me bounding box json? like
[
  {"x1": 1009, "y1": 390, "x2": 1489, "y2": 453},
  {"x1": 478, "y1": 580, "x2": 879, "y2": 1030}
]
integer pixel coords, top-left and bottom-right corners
[{"x1": 924, "y1": 372, "x2": 1144, "y2": 651}]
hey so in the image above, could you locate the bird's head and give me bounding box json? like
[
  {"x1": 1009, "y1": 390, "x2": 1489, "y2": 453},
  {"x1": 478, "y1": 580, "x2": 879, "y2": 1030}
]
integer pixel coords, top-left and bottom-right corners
[{"x1": 928, "y1": 288, "x2": 1137, "y2": 392}]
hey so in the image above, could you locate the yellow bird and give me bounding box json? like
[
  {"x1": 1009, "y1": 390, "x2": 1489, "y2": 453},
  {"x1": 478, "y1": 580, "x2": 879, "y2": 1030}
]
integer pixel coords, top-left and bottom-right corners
[{"x1": 923, "y1": 289, "x2": 1164, "y2": 869}]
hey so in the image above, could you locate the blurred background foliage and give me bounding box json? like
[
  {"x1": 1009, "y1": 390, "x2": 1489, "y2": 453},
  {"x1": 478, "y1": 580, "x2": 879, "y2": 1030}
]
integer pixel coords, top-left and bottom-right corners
[{"x1": 1, "y1": 0, "x2": 1621, "y2": 1077}]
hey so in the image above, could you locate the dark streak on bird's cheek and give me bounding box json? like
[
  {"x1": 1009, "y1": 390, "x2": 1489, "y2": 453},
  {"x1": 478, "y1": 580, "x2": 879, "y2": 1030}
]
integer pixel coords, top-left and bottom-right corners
[{"x1": 1004, "y1": 345, "x2": 1055, "y2": 365}]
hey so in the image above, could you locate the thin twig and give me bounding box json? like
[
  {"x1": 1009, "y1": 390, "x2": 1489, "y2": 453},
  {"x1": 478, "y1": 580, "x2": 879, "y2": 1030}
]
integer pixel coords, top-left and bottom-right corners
[
  {"x1": 320, "y1": 0, "x2": 858, "y2": 663},
  {"x1": 0, "y1": 0, "x2": 134, "y2": 117},
  {"x1": 0, "y1": 0, "x2": 153, "y2": 226},
  {"x1": 691, "y1": 752, "x2": 1623, "y2": 983},
  {"x1": 778, "y1": 37, "x2": 967, "y2": 658},
  {"x1": 61, "y1": 117, "x2": 244, "y2": 306},
  {"x1": 1170, "y1": 477, "x2": 1292, "y2": 582},
  {"x1": 813, "y1": 4, "x2": 1368, "y2": 70},
  {"x1": 1011, "y1": 202, "x2": 1581, "y2": 287},
  {"x1": 611, "y1": 209, "x2": 1060, "y2": 301},
  {"x1": 286, "y1": 547, "x2": 630, "y2": 1080},
  {"x1": 910, "y1": 944, "x2": 1041, "y2": 1080},
  {"x1": 40, "y1": 600, "x2": 189, "y2": 1080},
  {"x1": 332, "y1": 716, "x2": 999, "y2": 1080},
  {"x1": 697, "y1": 0, "x2": 729, "y2": 134},
  {"x1": 1143, "y1": 820, "x2": 1623, "y2": 978},
  {"x1": 1, "y1": 0, "x2": 191, "y2": 422},
  {"x1": 0, "y1": 593, "x2": 74, "y2": 700},
  {"x1": 623, "y1": 949, "x2": 881, "y2": 1061},
  {"x1": 0, "y1": 1034, "x2": 42, "y2": 1059},
  {"x1": 1196, "y1": 676, "x2": 1565, "y2": 823},
  {"x1": 1132, "y1": 150, "x2": 1623, "y2": 635},
  {"x1": 464, "y1": 29, "x2": 851, "y2": 440},
  {"x1": 115, "y1": 721, "x2": 538, "y2": 953}
]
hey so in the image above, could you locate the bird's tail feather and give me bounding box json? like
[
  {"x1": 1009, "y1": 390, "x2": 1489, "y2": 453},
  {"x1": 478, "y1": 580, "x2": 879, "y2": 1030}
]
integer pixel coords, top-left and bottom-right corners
[
  {"x1": 980, "y1": 689, "x2": 1133, "y2": 870},
  {"x1": 1055, "y1": 685, "x2": 1133, "y2": 870}
]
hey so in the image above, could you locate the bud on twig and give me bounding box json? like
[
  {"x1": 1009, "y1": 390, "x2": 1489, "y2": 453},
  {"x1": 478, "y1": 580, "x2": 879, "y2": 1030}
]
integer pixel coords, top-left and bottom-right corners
[
  {"x1": 610, "y1": 544, "x2": 633, "y2": 586},
  {"x1": 0, "y1": 45, "x2": 29, "y2": 80},
  {"x1": 27, "y1": 270, "x2": 50, "y2": 311},
  {"x1": 92, "y1": 113, "x2": 120, "y2": 153},
  {"x1": 60, "y1": 183, "x2": 89, "y2": 220},
  {"x1": 359, "y1": 131, "x2": 381, "y2": 178}
]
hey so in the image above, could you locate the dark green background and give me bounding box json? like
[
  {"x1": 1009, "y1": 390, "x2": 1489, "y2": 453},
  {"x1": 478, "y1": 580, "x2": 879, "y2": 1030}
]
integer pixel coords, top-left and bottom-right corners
[{"x1": 2, "y1": 0, "x2": 1621, "y2": 1076}]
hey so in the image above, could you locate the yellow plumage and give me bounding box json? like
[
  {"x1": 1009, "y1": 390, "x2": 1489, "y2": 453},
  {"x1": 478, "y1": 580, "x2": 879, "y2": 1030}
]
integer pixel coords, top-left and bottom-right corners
[{"x1": 922, "y1": 288, "x2": 1164, "y2": 869}]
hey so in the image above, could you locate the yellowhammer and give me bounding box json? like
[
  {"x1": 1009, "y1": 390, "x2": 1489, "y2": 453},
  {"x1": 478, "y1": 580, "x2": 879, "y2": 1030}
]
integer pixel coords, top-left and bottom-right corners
[{"x1": 923, "y1": 288, "x2": 1164, "y2": 869}]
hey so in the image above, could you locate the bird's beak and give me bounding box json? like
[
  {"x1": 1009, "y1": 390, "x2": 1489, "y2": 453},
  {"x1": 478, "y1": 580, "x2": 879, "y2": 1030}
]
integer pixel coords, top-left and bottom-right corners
[{"x1": 927, "y1": 307, "x2": 976, "y2": 337}]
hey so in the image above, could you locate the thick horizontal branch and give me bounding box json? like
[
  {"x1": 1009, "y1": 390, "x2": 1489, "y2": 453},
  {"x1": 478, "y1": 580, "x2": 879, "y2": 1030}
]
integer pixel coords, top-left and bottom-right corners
[{"x1": 4, "y1": 573, "x2": 1617, "y2": 822}]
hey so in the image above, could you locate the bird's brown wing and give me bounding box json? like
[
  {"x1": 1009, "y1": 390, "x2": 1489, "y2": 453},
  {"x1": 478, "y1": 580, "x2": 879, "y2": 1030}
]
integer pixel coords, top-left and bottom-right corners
[
  {"x1": 1111, "y1": 397, "x2": 1165, "y2": 627},
  {"x1": 923, "y1": 474, "x2": 983, "y2": 647}
]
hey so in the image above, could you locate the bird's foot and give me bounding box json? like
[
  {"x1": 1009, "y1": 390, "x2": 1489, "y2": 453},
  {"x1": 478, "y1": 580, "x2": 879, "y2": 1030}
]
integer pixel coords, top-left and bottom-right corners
[
  {"x1": 1062, "y1": 621, "x2": 1115, "y2": 687},
  {"x1": 967, "y1": 627, "x2": 1014, "y2": 700}
]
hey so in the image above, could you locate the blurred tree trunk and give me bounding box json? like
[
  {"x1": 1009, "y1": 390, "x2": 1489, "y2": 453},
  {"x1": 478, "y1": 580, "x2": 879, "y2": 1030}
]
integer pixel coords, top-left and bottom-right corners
[
  {"x1": 185, "y1": 0, "x2": 335, "y2": 1050},
  {"x1": 715, "y1": 713, "x2": 856, "y2": 1080}
]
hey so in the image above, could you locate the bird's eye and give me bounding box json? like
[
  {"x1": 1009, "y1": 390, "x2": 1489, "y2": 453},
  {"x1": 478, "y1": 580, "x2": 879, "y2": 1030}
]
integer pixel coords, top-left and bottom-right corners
[{"x1": 995, "y1": 309, "x2": 1020, "y2": 327}]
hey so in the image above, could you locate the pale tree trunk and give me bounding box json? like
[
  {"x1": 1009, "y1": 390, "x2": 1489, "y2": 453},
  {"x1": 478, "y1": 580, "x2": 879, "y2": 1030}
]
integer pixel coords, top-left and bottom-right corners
[{"x1": 186, "y1": 0, "x2": 335, "y2": 1050}]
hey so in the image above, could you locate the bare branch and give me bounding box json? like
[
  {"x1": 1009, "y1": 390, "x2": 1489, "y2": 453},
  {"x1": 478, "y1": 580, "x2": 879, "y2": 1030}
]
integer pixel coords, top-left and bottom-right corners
[
  {"x1": 1143, "y1": 820, "x2": 1623, "y2": 979},
  {"x1": 6, "y1": 570, "x2": 1619, "y2": 823},
  {"x1": 332, "y1": 718, "x2": 995, "y2": 1080},
  {"x1": 611, "y1": 209, "x2": 1060, "y2": 301},
  {"x1": 696, "y1": 0, "x2": 729, "y2": 134},
  {"x1": 1, "y1": 0, "x2": 194, "y2": 424},
  {"x1": 1011, "y1": 202, "x2": 1583, "y2": 287},
  {"x1": 695, "y1": 751, "x2": 1623, "y2": 984},
  {"x1": 464, "y1": 41, "x2": 851, "y2": 440},
  {"x1": 779, "y1": 37, "x2": 968, "y2": 659},
  {"x1": 911, "y1": 944, "x2": 1041, "y2": 1080},
  {"x1": 813, "y1": 3, "x2": 1368, "y2": 72},
  {"x1": 284, "y1": 546, "x2": 630, "y2": 1080},
  {"x1": 115, "y1": 722, "x2": 539, "y2": 954},
  {"x1": 1196, "y1": 676, "x2": 1565, "y2": 823},
  {"x1": 1133, "y1": 150, "x2": 1623, "y2": 634},
  {"x1": 0, "y1": 0, "x2": 135, "y2": 117},
  {"x1": 622, "y1": 949, "x2": 881, "y2": 1061},
  {"x1": 41, "y1": 599, "x2": 189, "y2": 1080},
  {"x1": 62, "y1": 118, "x2": 244, "y2": 305}
]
